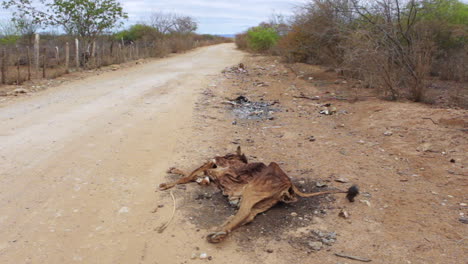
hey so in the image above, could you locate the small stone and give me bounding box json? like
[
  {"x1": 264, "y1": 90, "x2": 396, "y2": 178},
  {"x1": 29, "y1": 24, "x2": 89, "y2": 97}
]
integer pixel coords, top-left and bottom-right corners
[
  {"x1": 360, "y1": 200, "x2": 371, "y2": 207},
  {"x1": 335, "y1": 178, "x2": 349, "y2": 183},
  {"x1": 308, "y1": 241, "x2": 323, "y2": 251},
  {"x1": 384, "y1": 131, "x2": 393, "y2": 136},
  {"x1": 338, "y1": 209, "x2": 349, "y2": 219},
  {"x1": 199, "y1": 253, "x2": 208, "y2": 259},
  {"x1": 460, "y1": 203, "x2": 467, "y2": 207},
  {"x1": 459, "y1": 217, "x2": 468, "y2": 224},
  {"x1": 417, "y1": 143, "x2": 433, "y2": 152},
  {"x1": 232, "y1": 120, "x2": 237, "y2": 125},
  {"x1": 266, "y1": 249, "x2": 274, "y2": 253},
  {"x1": 291, "y1": 212, "x2": 298, "y2": 217},
  {"x1": 13, "y1": 88, "x2": 28, "y2": 94},
  {"x1": 118, "y1": 207, "x2": 129, "y2": 214},
  {"x1": 321, "y1": 238, "x2": 335, "y2": 246},
  {"x1": 316, "y1": 182, "x2": 327, "y2": 188}
]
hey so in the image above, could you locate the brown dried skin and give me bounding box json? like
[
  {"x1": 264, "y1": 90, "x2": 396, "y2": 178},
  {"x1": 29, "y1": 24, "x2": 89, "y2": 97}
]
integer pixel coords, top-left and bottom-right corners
[{"x1": 159, "y1": 147, "x2": 358, "y2": 243}]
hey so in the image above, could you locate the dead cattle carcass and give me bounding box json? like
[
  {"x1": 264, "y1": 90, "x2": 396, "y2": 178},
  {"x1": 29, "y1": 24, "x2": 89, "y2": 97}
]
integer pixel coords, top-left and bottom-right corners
[{"x1": 159, "y1": 147, "x2": 359, "y2": 243}]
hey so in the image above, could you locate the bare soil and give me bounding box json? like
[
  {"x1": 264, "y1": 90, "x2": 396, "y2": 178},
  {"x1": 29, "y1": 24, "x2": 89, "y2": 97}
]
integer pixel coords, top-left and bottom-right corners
[
  {"x1": 169, "y1": 54, "x2": 467, "y2": 263},
  {"x1": 0, "y1": 44, "x2": 466, "y2": 264}
]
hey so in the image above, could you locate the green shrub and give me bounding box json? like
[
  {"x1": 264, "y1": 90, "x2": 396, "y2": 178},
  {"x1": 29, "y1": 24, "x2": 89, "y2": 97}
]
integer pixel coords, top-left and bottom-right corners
[
  {"x1": 0, "y1": 35, "x2": 20, "y2": 45},
  {"x1": 246, "y1": 27, "x2": 279, "y2": 52},
  {"x1": 114, "y1": 24, "x2": 161, "y2": 42}
]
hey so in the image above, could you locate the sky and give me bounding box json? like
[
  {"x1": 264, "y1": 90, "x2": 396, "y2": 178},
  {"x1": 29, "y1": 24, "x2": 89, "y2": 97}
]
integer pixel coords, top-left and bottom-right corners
[
  {"x1": 0, "y1": 0, "x2": 307, "y2": 35},
  {"x1": 120, "y1": 0, "x2": 307, "y2": 34}
]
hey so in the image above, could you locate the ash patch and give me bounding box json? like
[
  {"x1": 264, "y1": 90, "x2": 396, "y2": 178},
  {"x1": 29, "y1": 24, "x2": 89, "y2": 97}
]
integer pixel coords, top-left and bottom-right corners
[
  {"x1": 290, "y1": 229, "x2": 338, "y2": 253},
  {"x1": 180, "y1": 178, "x2": 335, "y2": 244},
  {"x1": 225, "y1": 96, "x2": 280, "y2": 120}
]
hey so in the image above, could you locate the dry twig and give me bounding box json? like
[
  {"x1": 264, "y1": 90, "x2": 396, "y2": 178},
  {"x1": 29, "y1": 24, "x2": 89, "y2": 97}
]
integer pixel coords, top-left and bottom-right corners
[
  {"x1": 335, "y1": 252, "x2": 372, "y2": 262},
  {"x1": 156, "y1": 191, "x2": 176, "y2": 233}
]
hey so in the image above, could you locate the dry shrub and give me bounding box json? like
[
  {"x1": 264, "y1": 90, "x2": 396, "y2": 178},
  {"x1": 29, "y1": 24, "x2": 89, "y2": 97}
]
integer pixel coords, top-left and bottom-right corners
[
  {"x1": 235, "y1": 33, "x2": 248, "y2": 50},
  {"x1": 279, "y1": 0, "x2": 467, "y2": 104}
]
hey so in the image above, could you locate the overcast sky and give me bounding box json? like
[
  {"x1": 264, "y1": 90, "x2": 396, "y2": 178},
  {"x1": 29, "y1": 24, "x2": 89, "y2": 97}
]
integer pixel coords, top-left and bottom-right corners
[
  {"x1": 0, "y1": 0, "x2": 307, "y2": 34},
  {"x1": 121, "y1": 0, "x2": 307, "y2": 34}
]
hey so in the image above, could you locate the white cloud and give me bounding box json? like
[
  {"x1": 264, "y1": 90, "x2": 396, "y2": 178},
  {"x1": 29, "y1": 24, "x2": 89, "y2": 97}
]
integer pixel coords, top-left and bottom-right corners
[
  {"x1": 1, "y1": 0, "x2": 308, "y2": 34},
  {"x1": 121, "y1": 0, "x2": 305, "y2": 34}
]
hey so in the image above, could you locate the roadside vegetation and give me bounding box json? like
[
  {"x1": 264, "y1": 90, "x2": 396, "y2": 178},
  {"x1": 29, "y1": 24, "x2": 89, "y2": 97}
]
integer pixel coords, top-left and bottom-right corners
[
  {"x1": 236, "y1": 0, "x2": 467, "y2": 105},
  {"x1": 0, "y1": 0, "x2": 230, "y2": 85}
]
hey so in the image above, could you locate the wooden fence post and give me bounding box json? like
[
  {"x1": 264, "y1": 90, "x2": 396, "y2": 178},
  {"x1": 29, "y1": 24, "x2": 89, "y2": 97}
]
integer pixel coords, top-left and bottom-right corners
[
  {"x1": 42, "y1": 48, "x2": 47, "y2": 78},
  {"x1": 1, "y1": 48, "x2": 6, "y2": 85},
  {"x1": 118, "y1": 43, "x2": 122, "y2": 63},
  {"x1": 34, "y1": 33, "x2": 40, "y2": 72},
  {"x1": 27, "y1": 46, "x2": 31, "y2": 81},
  {"x1": 129, "y1": 44, "x2": 133, "y2": 60},
  {"x1": 65, "y1": 42, "x2": 70, "y2": 73},
  {"x1": 75, "y1": 38, "x2": 80, "y2": 68},
  {"x1": 55, "y1": 46, "x2": 59, "y2": 62},
  {"x1": 16, "y1": 46, "x2": 20, "y2": 85}
]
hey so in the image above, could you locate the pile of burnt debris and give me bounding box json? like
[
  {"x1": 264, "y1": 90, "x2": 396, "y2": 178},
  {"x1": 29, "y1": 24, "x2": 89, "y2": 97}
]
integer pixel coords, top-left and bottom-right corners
[
  {"x1": 223, "y1": 96, "x2": 279, "y2": 120},
  {"x1": 222, "y1": 63, "x2": 248, "y2": 75}
]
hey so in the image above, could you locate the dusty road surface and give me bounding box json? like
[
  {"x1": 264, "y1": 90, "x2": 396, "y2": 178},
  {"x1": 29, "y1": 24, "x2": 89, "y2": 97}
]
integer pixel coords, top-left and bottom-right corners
[
  {"x1": 1, "y1": 43, "x2": 467, "y2": 264},
  {"x1": 0, "y1": 44, "x2": 252, "y2": 263}
]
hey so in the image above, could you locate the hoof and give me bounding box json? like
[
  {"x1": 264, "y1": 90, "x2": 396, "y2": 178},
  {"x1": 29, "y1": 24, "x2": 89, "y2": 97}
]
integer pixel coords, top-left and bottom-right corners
[{"x1": 206, "y1": 231, "x2": 228, "y2": 243}]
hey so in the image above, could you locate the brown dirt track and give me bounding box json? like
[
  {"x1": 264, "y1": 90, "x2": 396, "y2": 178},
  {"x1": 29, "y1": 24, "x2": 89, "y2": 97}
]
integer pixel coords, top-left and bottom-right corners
[{"x1": 0, "y1": 44, "x2": 466, "y2": 264}]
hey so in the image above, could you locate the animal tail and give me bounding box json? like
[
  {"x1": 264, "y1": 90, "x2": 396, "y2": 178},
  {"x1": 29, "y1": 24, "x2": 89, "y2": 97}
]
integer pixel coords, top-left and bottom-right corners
[{"x1": 292, "y1": 184, "x2": 359, "y2": 202}]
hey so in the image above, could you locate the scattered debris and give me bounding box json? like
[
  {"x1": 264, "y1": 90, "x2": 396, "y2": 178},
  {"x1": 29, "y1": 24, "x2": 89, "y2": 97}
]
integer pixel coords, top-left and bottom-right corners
[
  {"x1": 224, "y1": 95, "x2": 279, "y2": 120},
  {"x1": 383, "y1": 131, "x2": 393, "y2": 136},
  {"x1": 339, "y1": 209, "x2": 350, "y2": 219},
  {"x1": 335, "y1": 252, "x2": 372, "y2": 262},
  {"x1": 13, "y1": 88, "x2": 28, "y2": 95},
  {"x1": 293, "y1": 93, "x2": 320, "y2": 101},
  {"x1": 307, "y1": 136, "x2": 316, "y2": 142},
  {"x1": 360, "y1": 200, "x2": 371, "y2": 207},
  {"x1": 253, "y1": 81, "x2": 269, "y2": 87},
  {"x1": 459, "y1": 217, "x2": 468, "y2": 224},
  {"x1": 308, "y1": 241, "x2": 323, "y2": 251},
  {"x1": 223, "y1": 63, "x2": 248, "y2": 74},
  {"x1": 335, "y1": 178, "x2": 349, "y2": 183},
  {"x1": 320, "y1": 104, "x2": 337, "y2": 115},
  {"x1": 305, "y1": 230, "x2": 338, "y2": 250},
  {"x1": 315, "y1": 182, "x2": 327, "y2": 188}
]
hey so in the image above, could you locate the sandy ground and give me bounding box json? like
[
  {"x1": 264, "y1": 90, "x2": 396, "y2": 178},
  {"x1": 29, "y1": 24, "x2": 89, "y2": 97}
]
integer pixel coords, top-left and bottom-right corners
[
  {"x1": 0, "y1": 44, "x2": 252, "y2": 264},
  {"x1": 1, "y1": 44, "x2": 467, "y2": 264}
]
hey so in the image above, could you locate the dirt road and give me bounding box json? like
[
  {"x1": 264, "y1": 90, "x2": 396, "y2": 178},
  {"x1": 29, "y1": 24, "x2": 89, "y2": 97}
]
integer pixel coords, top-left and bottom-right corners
[
  {"x1": 1, "y1": 44, "x2": 467, "y2": 264},
  {"x1": 0, "y1": 44, "x2": 251, "y2": 263}
]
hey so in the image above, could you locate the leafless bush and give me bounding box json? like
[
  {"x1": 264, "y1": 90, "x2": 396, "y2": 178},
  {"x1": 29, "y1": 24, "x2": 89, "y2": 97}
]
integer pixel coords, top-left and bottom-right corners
[
  {"x1": 278, "y1": 0, "x2": 466, "y2": 104},
  {"x1": 235, "y1": 33, "x2": 248, "y2": 50},
  {"x1": 148, "y1": 12, "x2": 197, "y2": 34}
]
